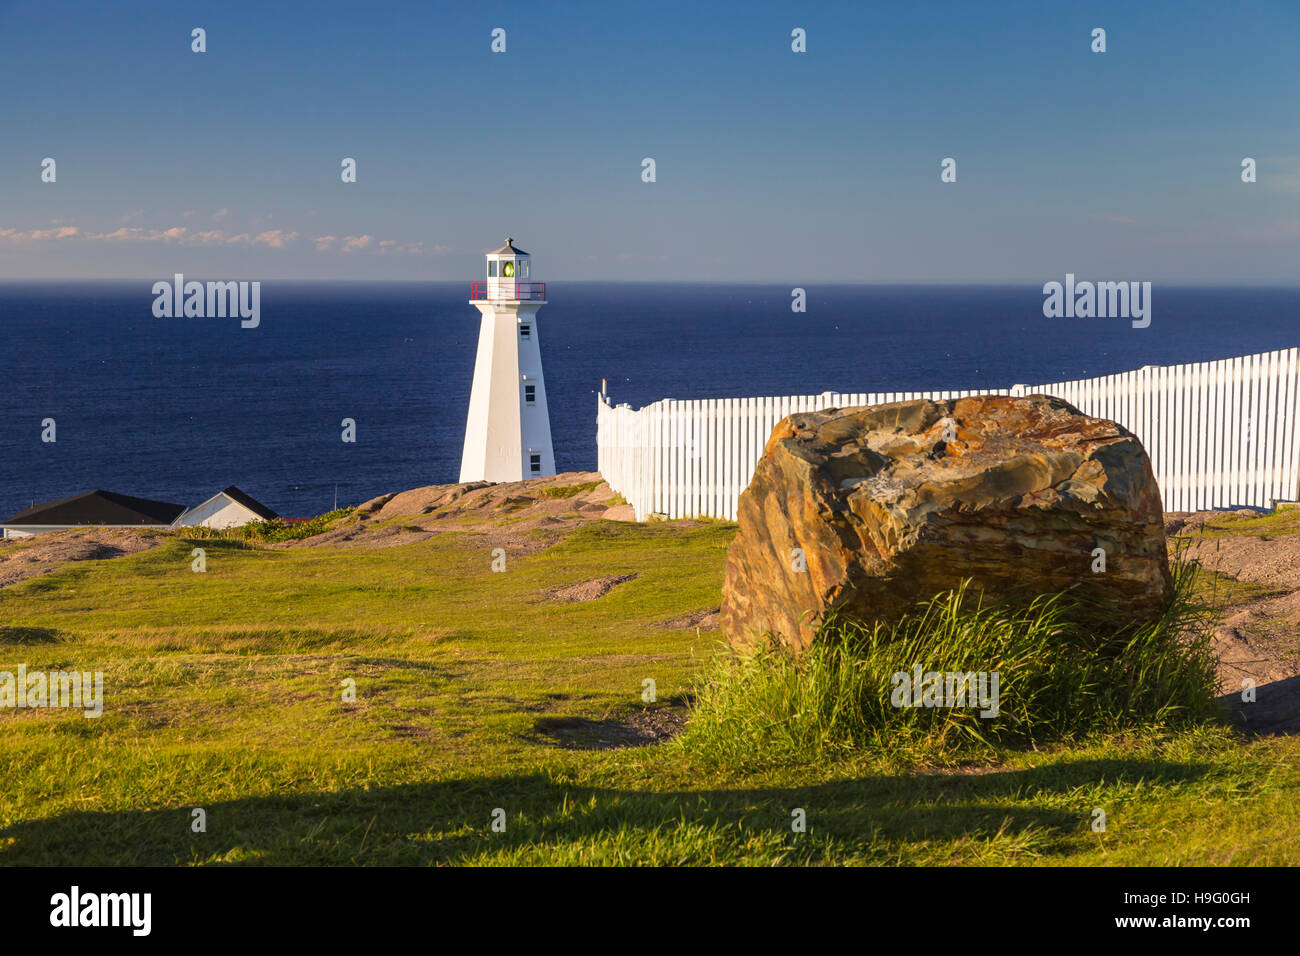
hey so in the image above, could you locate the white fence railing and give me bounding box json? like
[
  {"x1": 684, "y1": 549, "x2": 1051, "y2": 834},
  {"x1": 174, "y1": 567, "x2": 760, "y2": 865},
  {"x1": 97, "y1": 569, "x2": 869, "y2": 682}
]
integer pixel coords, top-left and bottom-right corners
[{"x1": 596, "y1": 348, "x2": 1300, "y2": 520}]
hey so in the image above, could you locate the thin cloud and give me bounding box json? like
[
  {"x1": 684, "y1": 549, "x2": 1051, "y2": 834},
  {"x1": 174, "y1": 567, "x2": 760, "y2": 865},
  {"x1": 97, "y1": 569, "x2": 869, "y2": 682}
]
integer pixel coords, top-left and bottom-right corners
[
  {"x1": 253, "y1": 230, "x2": 298, "y2": 248},
  {"x1": 87, "y1": 226, "x2": 188, "y2": 241},
  {"x1": 3, "y1": 219, "x2": 445, "y2": 255},
  {"x1": 372, "y1": 239, "x2": 456, "y2": 255},
  {"x1": 0, "y1": 224, "x2": 297, "y2": 247},
  {"x1": 0, "y1": 226, "x2": 82, "y2": 241}
]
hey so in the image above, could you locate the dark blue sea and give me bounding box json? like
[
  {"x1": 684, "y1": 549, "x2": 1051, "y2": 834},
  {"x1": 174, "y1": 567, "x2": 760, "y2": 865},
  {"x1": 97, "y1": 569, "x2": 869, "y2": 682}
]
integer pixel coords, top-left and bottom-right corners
[{"x1": 2, "y1": 281, "x2": 1297, "y2": 520}]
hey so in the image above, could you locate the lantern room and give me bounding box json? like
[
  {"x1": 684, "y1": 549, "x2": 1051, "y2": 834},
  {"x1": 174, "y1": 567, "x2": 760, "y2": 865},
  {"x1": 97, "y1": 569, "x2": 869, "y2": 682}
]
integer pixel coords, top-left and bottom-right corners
[{"x1": 472, "y1": 237, "x2": 545, "y2": 302}]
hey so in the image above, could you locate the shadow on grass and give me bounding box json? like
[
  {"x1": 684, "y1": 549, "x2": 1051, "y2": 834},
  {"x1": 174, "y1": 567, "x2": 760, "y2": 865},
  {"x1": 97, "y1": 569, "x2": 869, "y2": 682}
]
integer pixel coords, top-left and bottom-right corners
[
  {"x1": 1220, "y1": 675, "x2": 1300, "y2": 735},
  {"x1": 0, "y1": 626, "x2": 60, "y2": 645},
  {"x1": 0, "y1": 756, "x2": 1218, "y2": 865}
]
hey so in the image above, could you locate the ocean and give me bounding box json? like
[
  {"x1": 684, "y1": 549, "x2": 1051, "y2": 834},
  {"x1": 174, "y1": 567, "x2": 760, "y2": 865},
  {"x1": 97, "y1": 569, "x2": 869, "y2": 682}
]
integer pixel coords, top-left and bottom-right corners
[{"x1": 2, "y1": 281, "x2": 1297, "y2": 520}]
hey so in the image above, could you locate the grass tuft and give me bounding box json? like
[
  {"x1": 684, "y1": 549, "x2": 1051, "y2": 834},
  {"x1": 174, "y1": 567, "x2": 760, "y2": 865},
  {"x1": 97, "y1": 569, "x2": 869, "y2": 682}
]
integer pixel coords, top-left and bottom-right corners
[
  {"x1": 681, "y1": 560, "x2": 1222, "y2": 770},
  {"x1": 181, "y1": 508, "x2": 354, "y2": 543},
  {"x1": 540, "y1": 481, "x2": 604, "y2": 499}
]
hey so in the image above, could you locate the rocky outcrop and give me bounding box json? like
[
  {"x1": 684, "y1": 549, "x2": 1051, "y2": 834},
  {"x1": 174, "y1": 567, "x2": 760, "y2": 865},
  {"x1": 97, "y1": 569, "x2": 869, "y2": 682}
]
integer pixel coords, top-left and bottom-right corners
[
  {"x1": 720, "y1": 395, "x2": 1172, "y2": 652},
  {"x1": 295, "y1": 472, "x2": 636, "y2": 552}
]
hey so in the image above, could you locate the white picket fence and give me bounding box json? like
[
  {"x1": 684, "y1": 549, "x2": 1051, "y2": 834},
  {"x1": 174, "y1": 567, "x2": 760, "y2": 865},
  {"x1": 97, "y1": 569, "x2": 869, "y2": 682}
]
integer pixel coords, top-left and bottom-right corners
[{"x1": 596, "y1": 347, "x2": 1300, "y2": 520}]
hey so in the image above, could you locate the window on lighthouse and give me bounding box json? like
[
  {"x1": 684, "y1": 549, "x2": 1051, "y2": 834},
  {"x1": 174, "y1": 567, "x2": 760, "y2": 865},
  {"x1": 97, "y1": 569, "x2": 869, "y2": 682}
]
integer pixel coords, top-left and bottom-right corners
[
  {"x1": 524, "y1": 384, "x2": 536, "y2": 404},
  {"x1": 529, "y1": 453, "x2": 541, "y2": 474},
  {"x1": 488, "y1": 260, "x2": 498, "y2": 278},
  {"x1": 502, "y1": 261, "x2": 515, "y2": 278}
]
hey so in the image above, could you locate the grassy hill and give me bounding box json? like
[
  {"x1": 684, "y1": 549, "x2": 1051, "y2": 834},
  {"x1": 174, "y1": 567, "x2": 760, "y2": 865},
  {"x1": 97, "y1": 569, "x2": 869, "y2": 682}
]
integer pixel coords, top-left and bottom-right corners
[{"x1": 1, "y1": 475, "x2": 1298, "y2": 865}]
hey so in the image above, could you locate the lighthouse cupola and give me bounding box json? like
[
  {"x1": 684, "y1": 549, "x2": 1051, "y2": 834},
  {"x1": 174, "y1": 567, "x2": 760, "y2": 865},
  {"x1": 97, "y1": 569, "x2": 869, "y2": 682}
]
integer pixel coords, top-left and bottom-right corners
[
  {"x1": 481, "y1": 237, "x2": 544, "y2": 302},
  {"x1": 459, "y1": 237, "x2": 555, "y2": 483}
]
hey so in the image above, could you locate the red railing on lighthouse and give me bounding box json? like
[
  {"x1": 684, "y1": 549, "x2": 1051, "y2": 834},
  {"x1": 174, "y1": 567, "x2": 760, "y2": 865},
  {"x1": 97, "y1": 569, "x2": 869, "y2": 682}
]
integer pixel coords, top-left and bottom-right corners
[{"x1": 470, "y1": 281, "x2": 546, "y2": 301}]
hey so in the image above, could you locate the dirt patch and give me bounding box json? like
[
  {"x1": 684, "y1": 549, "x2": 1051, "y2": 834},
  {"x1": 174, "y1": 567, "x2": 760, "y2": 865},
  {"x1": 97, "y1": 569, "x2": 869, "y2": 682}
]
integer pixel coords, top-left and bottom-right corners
[
  {"x1": 1178, "y1": 531, "x2": 1300, "y2": 596},
  {"x1": 1164, "y1": 508, "x2": 1262, "y2": 538},
  {"x1": 530, "y1": 707, "x2": 687, "y2": 750},
  {"x1": 0, "y1": 528, "x2": 167, "y2": 589},
  {"x1": 550, "y1": 574, "x2": 637, "y2": 602},
  {"x1": 1168, "y1": 509, "x2": 1300, "y2": 732},
  {"x1": 281, "y1": 472, "x2": 641, "y2": 554},
  {"x1": 1172, "y1": 526, "x2": 1300, "y2": 695},
  {"x1": 1207, "y1": 595, "x2": 1300, "y2": 692},
  {"x1": 659, "y1": 606, "x2": 721, "y2": 630}
]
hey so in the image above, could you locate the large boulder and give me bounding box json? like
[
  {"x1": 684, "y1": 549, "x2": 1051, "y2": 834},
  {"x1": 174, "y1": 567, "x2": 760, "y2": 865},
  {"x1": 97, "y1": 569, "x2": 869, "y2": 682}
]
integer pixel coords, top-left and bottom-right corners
[{"x1": 720, "y1": 395, "x2": 1172, "y2": 652}]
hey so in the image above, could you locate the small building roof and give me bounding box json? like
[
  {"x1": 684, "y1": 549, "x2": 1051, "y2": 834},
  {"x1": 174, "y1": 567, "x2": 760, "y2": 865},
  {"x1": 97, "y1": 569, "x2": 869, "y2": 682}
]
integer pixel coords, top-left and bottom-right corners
[
  {"x1": 489, "y1": 237, "x2": 528, "y2": 257},
  {"x1": 215, "y1": 485, "x2": 279, "y2": 521},
  {"x1": 2, "y1": 490, "x2": 187, "y2": 526}
]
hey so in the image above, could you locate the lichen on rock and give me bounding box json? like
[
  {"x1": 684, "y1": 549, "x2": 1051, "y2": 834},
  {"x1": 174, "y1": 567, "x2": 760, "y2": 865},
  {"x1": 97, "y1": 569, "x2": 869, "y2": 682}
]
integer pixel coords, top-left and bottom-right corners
[{"x1": 720, "y1": 395, "x2": 1172, "y2": 652}]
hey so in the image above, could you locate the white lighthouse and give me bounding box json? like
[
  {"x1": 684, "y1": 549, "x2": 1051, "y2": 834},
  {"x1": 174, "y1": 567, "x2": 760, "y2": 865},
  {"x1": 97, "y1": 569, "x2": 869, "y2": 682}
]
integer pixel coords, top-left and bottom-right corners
[{"x1": 459, "y1": 238, "x2": 556, "y2": 483}]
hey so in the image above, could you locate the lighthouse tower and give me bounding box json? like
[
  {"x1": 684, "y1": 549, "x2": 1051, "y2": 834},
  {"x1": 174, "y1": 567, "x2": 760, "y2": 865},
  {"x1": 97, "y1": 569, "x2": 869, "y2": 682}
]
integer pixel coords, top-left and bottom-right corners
[{"x1": 459, "y1": 238, "x2": 556, "y2": 483}]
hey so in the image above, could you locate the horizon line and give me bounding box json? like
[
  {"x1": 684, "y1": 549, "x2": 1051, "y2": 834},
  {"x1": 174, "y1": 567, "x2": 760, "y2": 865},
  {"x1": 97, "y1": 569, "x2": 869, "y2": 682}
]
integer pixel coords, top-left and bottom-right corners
[{"x1": 6, "y1": 277, "x2": 1300, "y2": 287}]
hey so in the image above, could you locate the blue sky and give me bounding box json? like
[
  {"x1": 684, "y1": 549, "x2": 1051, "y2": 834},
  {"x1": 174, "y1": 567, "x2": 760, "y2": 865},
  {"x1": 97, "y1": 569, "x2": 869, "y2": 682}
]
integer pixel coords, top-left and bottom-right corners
[{"x1": 2, "y1": 0, "x2": 1298, "y2": 281}]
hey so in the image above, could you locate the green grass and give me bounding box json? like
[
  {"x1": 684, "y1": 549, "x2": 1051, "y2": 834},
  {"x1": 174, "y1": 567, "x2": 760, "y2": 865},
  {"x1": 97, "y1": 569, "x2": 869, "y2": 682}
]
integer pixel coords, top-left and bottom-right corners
[
  {"x1": 1, "y1": 517, "x2": 1298, "y2": 865},
  {"x1": 1191, "y1": 564, "x2": 1287, "y2": 607},
  {"x1": 539, "y1": 481, "x2": 605, "y2": 499},
  {"x1": 681, "y1": 563, "x2": 1220, "y2": 770},
  {"x1": 1185, "y1": 508, "x2": 1300, "y2": 539},
  {"x1": 182, "y1": 508, "x2": 355, "y2": 543}
]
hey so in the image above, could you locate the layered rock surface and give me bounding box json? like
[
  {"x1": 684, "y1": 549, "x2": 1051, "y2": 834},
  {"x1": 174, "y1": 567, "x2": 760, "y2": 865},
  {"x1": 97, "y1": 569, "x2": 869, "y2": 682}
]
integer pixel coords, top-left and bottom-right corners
[{"x1": 720, "y1": 395, "x2": 1171, "y2": 651}]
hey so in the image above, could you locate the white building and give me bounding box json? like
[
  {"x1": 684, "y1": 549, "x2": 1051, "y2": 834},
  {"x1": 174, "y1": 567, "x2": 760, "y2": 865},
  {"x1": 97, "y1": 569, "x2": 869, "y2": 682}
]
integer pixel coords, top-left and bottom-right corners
[
  {"x1": 173, "y1": 486, "x2": 279, "y2": 529},
  {"x1": 459, "y1": 238, "x2": 556, "y2": 483},
  {"x1": 2, "y1": 486, "x2": 279, "y2": 538}
]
